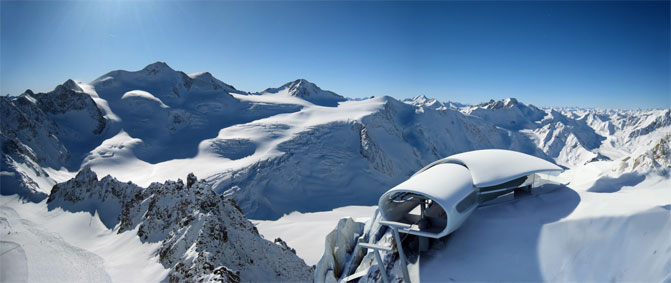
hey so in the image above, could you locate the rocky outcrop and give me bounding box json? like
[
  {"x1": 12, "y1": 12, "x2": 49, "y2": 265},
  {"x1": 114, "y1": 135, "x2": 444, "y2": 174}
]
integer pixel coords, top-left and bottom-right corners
[
  {"x1": 315, "y1": 218, "x2": 366, "y2": 282},
  {"x1": 1, "y1": 81, "x2": 107, "y2": 200},
  {"x1": 47, "y1": 169, "x2": 313, "y2": 282},
  {"x1": 617, "y1": 134, "x2": 671, "y2": 174}
]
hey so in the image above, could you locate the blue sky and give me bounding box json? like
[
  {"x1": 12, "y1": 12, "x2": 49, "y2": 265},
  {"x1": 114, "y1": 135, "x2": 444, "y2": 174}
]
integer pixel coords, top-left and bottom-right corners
[{"x1": 1, "y1": 1, "x2": 669, "y2": 109}]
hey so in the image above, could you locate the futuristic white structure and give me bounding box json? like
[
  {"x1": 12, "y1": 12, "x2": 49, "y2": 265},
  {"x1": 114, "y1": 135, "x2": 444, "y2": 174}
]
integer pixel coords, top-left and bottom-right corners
[{"x1": 379, "y1": 149, "x2": 563, "y2": 239}]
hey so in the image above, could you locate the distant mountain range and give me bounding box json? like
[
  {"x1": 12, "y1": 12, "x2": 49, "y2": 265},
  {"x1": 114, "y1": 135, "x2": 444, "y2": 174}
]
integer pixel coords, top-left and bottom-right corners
[{"x1": 2, "y1": 62, "x2": 669, "y2": 218}]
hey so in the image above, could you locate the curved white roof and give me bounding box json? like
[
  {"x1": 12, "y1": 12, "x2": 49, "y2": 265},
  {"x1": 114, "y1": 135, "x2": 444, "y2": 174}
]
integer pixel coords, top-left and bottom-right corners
[
  {"x1": 379, "y1": 149, "x2": 563, "y2": 239},
  {"x1": 383, "y1": 163, "x2": 473, "y2": 214},
  {"x1": 379, "y1": 163, "x2": 476, "y2": 238},
  {"x1": 414, "y1": 149, "x2": 563, "y2": 187}
]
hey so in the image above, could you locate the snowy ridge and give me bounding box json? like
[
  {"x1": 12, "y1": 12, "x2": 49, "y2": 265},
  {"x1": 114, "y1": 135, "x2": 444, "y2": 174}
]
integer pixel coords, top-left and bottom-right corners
[
  {"x1": 46, "y1": 168, "x2": 312, "y2": 282},
  {"x1": 403, "y1": 95, "x2": 468, "y2": 110},
  {"x1": 463, "y1": 99, "x2": 608, "y2": 167}
]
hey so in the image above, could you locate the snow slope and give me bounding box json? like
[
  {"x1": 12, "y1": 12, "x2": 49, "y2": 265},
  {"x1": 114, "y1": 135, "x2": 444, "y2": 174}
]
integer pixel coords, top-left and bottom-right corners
[
  {"x1": 419, "y1": 168, "x2": 670, "y2": 282},
  {"x1": 0, "y1": 195, "x2": 167, "y2": 283},
  {"x1": 0, "y1": 168, "x2": 312, "y2": 282},
  {"x1": 254, "y1": 205, "x2": 378, "y2": 265}
]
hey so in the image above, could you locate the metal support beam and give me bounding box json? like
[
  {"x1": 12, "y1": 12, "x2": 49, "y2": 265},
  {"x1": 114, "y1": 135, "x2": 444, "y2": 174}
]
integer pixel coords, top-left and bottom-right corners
[
  {"x1": 358, "y1": 243, "x2": 392, "y2": 283},
  {"x1": 374, "y1": 250, "x2": 390, "y2": 283},
  {"x1": 379, "y1": 220, "x2": 412, "y2": 283},
  {"x1": 391, "y1": 227, "x2": 411, "y2": 283}
]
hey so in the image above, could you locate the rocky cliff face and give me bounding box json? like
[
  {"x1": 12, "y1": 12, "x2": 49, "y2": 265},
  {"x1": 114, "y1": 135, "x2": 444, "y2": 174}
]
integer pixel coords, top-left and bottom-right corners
[
  {"x1": 617, "y1": 134, "x2": 671, "y2": 174},
  {"x1": 1, "y1": 80, "x2": 107, "y2": 201},
  {"x1": 47, "y1": 169, "x2": 313, "y2": 282}
]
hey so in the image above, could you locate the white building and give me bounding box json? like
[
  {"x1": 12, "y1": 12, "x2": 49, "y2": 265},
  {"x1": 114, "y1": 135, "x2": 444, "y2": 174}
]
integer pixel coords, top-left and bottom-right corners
[{"x1": 378, "y1": 149, "x2": 563, "y2": 239}]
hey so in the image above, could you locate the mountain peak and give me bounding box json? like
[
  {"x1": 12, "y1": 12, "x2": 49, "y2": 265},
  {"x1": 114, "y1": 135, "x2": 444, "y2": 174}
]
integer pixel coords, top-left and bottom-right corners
[
  {"x1": 284, "y1": 79, "x2": 345, "y2": 106},
  {"x1": 262, "y1": 78, "x2": 345, "y2": 106},
  {"x1": 480, "y1": 97, "x2": 522, "y2": 110},
  {"x1": 188, "y1": 71, "x2": 238, "y2": 92},
  {"x1": 402, "y1": 95, "x2": 465, "y2": 109},
  {"x1": 141, "y1": 61, "x2": 175, "y2": 75},
  {"x1": 194, "y1": 71, "x2": 214, "y2": 78},
  {"x1": 503, "y1": 97, "x2": 519, "y2": 106},
  {"x1": 292, "y1": 78, "x2": 310, "y2": 84},
  {"x1": 413, "y1": 94, "x2": 429, "y2": 101},
  {"x1": 283, "y1": 79, "x2": 318, "y2": 92},
  {"x1": 404, "y1": 94, "x2": 443, "y2": 108},
  {"x1": 62, "y1": 79, "x2": 83, "y2": 92},
  {"x1": 52, "y1": 79, "x2": 83, "y2": 93}
]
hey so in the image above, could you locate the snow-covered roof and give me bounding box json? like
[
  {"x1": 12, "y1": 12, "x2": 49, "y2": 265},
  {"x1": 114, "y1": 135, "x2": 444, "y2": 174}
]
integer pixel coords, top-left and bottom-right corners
[
  {"x1": 379, "y1": 163, "x2": 475, "y2": 238},
  {"x1": 379, "y1": 149, "x2": 563, "y2": 239},
  {"x1": 414, "y1": 149, "x2": 563, "y2": 188}
]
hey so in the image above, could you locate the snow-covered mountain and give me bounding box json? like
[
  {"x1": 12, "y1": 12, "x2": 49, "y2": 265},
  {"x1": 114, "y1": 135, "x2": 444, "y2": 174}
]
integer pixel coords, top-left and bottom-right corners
[
  {"x1": 1, "y1": 82, "x2": 107, "y2": 201},
  {"x1": 45, "y1": 168, "x2": 312, "y2": 282},
  {"x1": 2, "y1": 62, "x2": 669, "y2": 220},
  {"x1": 259, "y1": 78, "x2": 346, "y2": 107},
  {"x1": 211, "y1": 96, "x2": 550, "y2": 219},
  {"x1": 1, "y1": 62, "x2": 669, "y2": 281}
]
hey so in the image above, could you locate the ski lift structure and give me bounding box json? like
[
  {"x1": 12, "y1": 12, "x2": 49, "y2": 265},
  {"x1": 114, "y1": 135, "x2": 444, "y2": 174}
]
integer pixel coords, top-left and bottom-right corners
[
  {"x1": 342, "y1": 149, "x2": 566, "y2": 283},
  {"x1": 379, "y1": 149, "x2": 563, "y2": 240}
]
